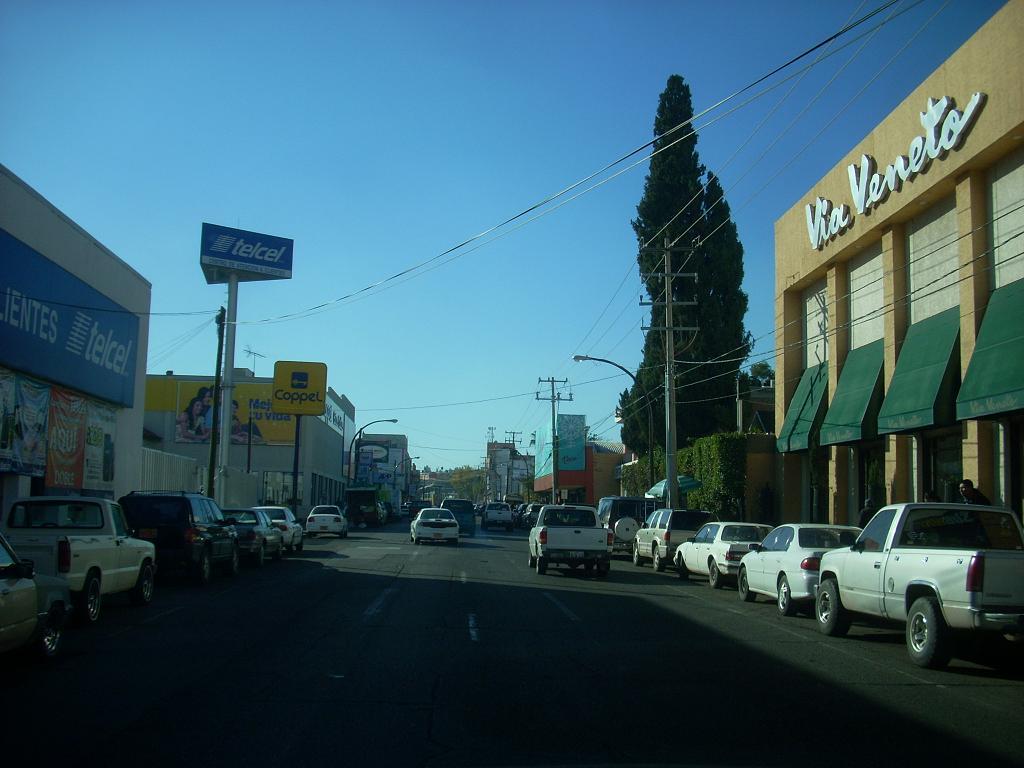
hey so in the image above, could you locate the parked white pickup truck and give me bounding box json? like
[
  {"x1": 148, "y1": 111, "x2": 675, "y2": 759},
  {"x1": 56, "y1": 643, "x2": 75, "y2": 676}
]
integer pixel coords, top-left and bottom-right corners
[
  {"x1": 528, "y1": 505, "x2": 612, "y2": 577},
  {"x1": 1, "y1": 497, "x2": 156, "y2": 624},
  {"x1": 815, "y1": 502, "x2": 1024, "y2": 668}
]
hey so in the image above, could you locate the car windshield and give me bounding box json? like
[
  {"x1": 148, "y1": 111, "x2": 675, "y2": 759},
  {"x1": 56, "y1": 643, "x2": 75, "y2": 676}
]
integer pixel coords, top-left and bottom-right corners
[
  {"x1": 487, "y1": 503, "x2": 509, "y2": 511},
  {"x1": 311, "y1": 507, "x2": 339, "y2": 516},
  {"x1": 419, "y1": 510, "x2": 454, "y2": 521},
  {"x1": 227, "y1": 510, "x2": 258, "y2": 524},
  {"x1": 798, "y1": 527, "x2": 860, "y2": 549},
  {"x1": 7, "y1": 500, "x2": 105, "y2": 529},
  {"x1": 258, "y1": 508, "x2": 287, "y2": 521},
  {"x1": 441, "y1": 500, "x2": 473, "y2": 514},
  {"x1": 671, "y1": 511, "x2": 711, "y2": 531},
  {"x1": 543, "y1": 508, "x2": 596, "y2": 527},
  {"x1": 722, "y1": 524, "x2": 768, "y2": 542}
]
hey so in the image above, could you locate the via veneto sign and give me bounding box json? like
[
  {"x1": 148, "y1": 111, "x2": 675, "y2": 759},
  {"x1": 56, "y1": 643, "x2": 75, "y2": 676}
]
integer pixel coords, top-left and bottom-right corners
[
  {"x1": 271, "y1": 361, "x2": 328, "y2": 416},
  {"x1": 805, "y1": 92, "x2": 986, "y2": 250}
]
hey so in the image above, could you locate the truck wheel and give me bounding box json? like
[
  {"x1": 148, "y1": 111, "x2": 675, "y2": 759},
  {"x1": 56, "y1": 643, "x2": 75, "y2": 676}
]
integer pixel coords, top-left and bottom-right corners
[
  {"x1": 130, "y1": 561, "x2": 156, "y2": 605},
  {"x1": 815, "y1": 578, "x2": 850, "y2": 637},
  {"x1": 36, "y1": 607, "x2": 63, "y2": 659},
  {"x1": 738, "y1": 567, "x2": 754, "y2": 602},
  {"x1": 528, "y1": 549, "x2": 536, "y2": 568},
  {"x1": 653, "y1": 546, "x2": 665, "y2": 572},
  {"x1": 632, "y1": 543, "x2": 642, "y2": 567},
  {"x1": 223, "y1": 546, "x2": 240, "y2": 576},
  {"x1": 777, "y1": 575, "x2": 797, "y2": 617},
  {"x1": 907, "y1": 596, "x2": 953, "y2": 669},
  {"x1": 75, "y1": 572, "x2": 102, "y2": 625},
  {"x1": 596, "y1": 560, "x2": 610, "y2": 578},
  {"x1": 195, "y1": 548, "x2": 213, "y2": 585},
  {"x1": 708, "y1": 560, "x2": 722, "y2": 589},
  {"x1": 536, "y1": 556, "x2": 548, "y2": 575}
]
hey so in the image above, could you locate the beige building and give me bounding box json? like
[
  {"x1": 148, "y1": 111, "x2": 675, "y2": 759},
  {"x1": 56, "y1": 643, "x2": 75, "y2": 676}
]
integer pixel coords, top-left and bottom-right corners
[{"x1": 774, "y1": 0, "x2": 1024, "y2": 524}]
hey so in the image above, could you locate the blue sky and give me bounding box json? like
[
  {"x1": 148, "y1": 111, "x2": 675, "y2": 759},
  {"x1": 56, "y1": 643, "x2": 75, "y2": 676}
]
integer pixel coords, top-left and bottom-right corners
[{"x1": 1, "y1": 0, "x2": 1005, "y2": 471}]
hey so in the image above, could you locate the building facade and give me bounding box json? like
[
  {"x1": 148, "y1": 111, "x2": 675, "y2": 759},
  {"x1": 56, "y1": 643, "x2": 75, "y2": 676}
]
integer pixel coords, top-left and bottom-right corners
[
  {"x1": 774, "y1": 0, "x2": 1024, "y2": 523},
  {"x1": 0, "y1": 164, "x2": 151, "y2": 510}
]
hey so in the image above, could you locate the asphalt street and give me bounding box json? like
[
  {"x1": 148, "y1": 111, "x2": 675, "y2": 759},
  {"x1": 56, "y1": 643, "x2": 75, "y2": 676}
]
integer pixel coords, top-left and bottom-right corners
[{"x1": 5, "y1": 520, "x2": 1023, "y2": 767}]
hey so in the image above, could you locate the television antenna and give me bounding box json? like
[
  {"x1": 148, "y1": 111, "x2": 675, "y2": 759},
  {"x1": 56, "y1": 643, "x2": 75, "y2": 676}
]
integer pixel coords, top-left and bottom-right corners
[{"x1": 243, "y1": 345, "x2": 266, "y2": 376}]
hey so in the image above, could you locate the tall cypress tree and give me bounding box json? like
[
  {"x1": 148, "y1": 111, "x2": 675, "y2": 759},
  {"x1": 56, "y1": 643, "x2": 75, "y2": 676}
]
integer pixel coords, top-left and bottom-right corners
[{"x1": 620, "y1": 75, "x2": 751, "y2": 455}]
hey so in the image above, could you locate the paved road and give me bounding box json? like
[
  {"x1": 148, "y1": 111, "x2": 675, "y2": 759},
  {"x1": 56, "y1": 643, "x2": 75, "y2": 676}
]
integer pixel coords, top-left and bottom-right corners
[{"x1": 7, "y1": 521, "x2": 1023, "y2": 767}]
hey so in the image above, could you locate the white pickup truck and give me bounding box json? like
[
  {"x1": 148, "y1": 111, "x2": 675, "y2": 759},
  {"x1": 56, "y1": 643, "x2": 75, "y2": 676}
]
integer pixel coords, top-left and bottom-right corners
[
  {"x1": 482, "y1": 502, "x2": 513, "y2": 532},
  {"x1": 816, "y1": 502, "x2": 1024, "y2": 668},
  {"x1": 1, "y1": 496, "x2": 156, "y2": 624},
  {"x1": 528, "y1": 505, "x2": 612, "y2": 577}
]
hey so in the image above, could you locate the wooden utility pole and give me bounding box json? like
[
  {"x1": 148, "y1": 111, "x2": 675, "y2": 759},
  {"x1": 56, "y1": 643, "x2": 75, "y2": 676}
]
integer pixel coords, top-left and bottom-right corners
[
  {"x1": 536, "y1": 378, "x2": 572, "y2": 504},
  {"x1": 207, "y1": 307, "x2": 226, "y2": 499}
]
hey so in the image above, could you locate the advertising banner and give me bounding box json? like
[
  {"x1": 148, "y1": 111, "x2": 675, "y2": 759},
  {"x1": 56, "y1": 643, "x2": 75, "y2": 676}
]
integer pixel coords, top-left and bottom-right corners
[
  {"x1": 271, "y1": 361, "x2": 328, "y2": 416},
  {"x1": 83, "y1": 402, "x2": 116, "y2": 492},
  {"x1": 557, "y1": 414, "x2": 586, "y2": 471},
  {"x1": 320, "y1": 395, "x2": 347, "y2": 437},
  {"x1": 0, "y1": 229, "x2": 140, "y2": 406},
  {"x1": 46, "y1": 388, "x2": 87, "y2": 489},
  {"x1": 0, "y1": 369, "x2": 15, "y2": 470},
  {"x1": 534, "y1": 422, "x2": 552, "y2": 479},
  {"x1": 174, "y1": 381, "x2": 295, "y2": 446},
  {"x1": 200, "y1": 222, "x2": 294, "y2": 283},
  {"x1": 12, "y1": 375, "x2": 50, "y2": 476}
]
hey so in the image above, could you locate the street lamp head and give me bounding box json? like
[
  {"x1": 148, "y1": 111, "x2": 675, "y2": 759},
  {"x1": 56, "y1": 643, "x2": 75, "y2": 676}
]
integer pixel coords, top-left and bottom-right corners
[
  {"x1": 572, "y1": 354, "x2": 589, "y2": 362},
  {"x1": 386, "y1": 418, "x2": 398, "y2": 424}
]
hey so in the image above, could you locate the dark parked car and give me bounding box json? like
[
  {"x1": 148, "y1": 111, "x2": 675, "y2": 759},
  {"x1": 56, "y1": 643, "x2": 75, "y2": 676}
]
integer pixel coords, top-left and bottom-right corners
[
  {"x1": 222, "y1": 508, "x2": 284, "y2": 566},
  {"x1": 120, "y1": 492, "x2": 240, "y2": 585},
  {"x1": 519, "y1": 502, "x2": 543, "y2": 529}
]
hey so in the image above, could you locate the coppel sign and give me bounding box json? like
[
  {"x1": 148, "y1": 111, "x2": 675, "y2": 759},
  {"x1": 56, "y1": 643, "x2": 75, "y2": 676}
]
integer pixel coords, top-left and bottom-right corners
[
  {"x1": 271, "y1": 361, "x2": 327, "y2": 416},
  {"x1": 200, "y1": 222, "x2": 293, "y2": 284}
]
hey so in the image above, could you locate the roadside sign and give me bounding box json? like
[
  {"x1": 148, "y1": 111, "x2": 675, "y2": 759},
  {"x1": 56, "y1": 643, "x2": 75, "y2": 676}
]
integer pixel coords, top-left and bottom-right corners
[
  {"x1": 272, "y1": 361, "x2": 327, "y2": 415},
  {"x1": 200, "y1": 222, "x2": 293, "y2": 284}
]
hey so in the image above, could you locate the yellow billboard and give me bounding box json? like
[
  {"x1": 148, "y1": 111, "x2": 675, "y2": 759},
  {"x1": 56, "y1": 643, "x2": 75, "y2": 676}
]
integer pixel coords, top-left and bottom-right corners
[
  {"x1": 170, "y1": 380, "x2": 296, "y2": 446},
  {"x1": 272, "y1": 361, "x2": 328, "y2": 416}
]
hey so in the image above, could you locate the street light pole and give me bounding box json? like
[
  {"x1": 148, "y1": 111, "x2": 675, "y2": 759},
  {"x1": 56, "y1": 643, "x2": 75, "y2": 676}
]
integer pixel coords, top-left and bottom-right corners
[
  {"x1": 348, "y1": 418, "x2": 399, "y2": 484},
  {"x1": 573, "y1": 354, "x2": 654, "y2": 490}
]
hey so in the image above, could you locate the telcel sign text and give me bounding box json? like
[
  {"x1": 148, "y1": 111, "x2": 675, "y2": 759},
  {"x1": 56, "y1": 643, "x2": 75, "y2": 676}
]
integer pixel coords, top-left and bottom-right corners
[
  {"x1": 200, "y1": 222, "x2": 294, "y2": 283},
  {"x1": 272, "y1": 361, "x2": 328, "y2": 416}
]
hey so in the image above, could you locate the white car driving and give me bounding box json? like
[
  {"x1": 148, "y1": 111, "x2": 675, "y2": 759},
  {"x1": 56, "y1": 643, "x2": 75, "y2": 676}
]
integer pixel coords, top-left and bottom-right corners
[
  {"x1": 738, "y1": 523, "x2": 861, "y2": 616},
  {"x1": 306, "y1": 505, "x2": 349, "y2": 538},
  {"x1": 675, "y1": 522, "x2": 773, "y2": 587},
  {"x1": 253, "y1": 506, "x2": 305, "y2": 552},
  {"x1": 411, "y1": 508, "x2": 459, "y2": 545}
]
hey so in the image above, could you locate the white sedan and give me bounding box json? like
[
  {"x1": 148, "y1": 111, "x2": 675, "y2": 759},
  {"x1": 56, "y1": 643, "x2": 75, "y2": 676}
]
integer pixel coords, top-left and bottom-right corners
[
  {"x1": 675, "y1": 522, "x2": 773, "y2": 587},
  {"x1": 738, "y1": 523, "x2": 861, "y2": 616},
  {"x1": 253, "y1": 506, "x2": 305, "y2": 552},
  {"x1": 410, "y1": 508, "x2": 459, "y2": 545},
  {"x1": 306, "y1": 505, "x2": 349, "y2": 538}
]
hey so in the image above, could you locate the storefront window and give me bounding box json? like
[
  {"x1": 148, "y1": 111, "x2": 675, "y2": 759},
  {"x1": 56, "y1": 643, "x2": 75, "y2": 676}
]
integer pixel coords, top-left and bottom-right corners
[
  {"x1": 924, "y1": 432, "x2": 962, "y2": 503},
  {"x1": 262, "y1": 471, "x2": 302, "y2": 506},
  {"x1": 848, "y1": 243, "x2": 884, "y2": 349},
  {"x1": 907, "y1": 197, "x2": 959, "y2": 323},
  {"x1": 804, "y1": 281, "x2": 828, "y2": 368},
  {"x1": 990, "y1": 145, "x2": 1024, "y2": 289}
]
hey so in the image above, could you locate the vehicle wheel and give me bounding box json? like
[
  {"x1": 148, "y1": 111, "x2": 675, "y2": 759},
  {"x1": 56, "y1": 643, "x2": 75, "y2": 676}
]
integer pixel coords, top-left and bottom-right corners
[
  {"x1": 676, "y1": 555, "x2": 689, "y2": 580},
  {"x1": 413, "y1": 537, "x2": 420, "y2": 545},
  {"x1": 596, "y1": 560, "x2": 610, "y2": 578},
  {"x1": 708, "y1": 559, "x2": 722, "y2": 589},
  {"x1": 223, "y1": 545, "x2": 240, "y2": 576},
  {"x1": 36, "y1": 608, "x2": 63, "y2": 659},
  {"x1": 272, "y1": 542, "x2": 283, "y2": 561},
  {"x1": 253, "y1": 545, "x2": 266, "y2": 568},
  {"x1": 195, "y1": 548, "x2": 213, "y2": 585},
  {"x1": 295, "y1": 537, "x2": 304, "y2": 553},
  {"x1": 907, "y1": 596, "x2": 952, "y2": 669},
  {"x1": 815, "y1": 578, "x2": 850, "y2": 637},
  {"x1": 653, "y1": 545, "x2": 665, "y2": 572},
  {"x1": 536, "y1": 555, "x2": 548, "y2": 575},
  {"x1": 130, "y1": 561, "x2": 156, "y2": 605},
  {"x1": 632, "y1": 542, "x2": 642, "y2": 567},
  {"x1": 777, "y1": 574, "x2": 797, "y2": 617},
  {"x1": 738, "y1": 567, "x2": 754, "y2": 602},
  {"x1": 528, "y1": 550, "x2": 537, "y2": 568},
  {"x1": 75, "y1": 571, "x2": 102, "y2": 624},
  {"x1": 584, "y1": 562, "x2": 594, "y2": 573}
]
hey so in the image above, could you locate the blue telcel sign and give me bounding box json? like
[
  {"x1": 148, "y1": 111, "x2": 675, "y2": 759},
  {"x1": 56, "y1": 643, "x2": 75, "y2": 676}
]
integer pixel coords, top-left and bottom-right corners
[
  {"x1": 200, "y1": 222, "x2": 293, "y2": 284},
  {"x1": 0, "y1": 228, "x2": 140, "y2": 407}
]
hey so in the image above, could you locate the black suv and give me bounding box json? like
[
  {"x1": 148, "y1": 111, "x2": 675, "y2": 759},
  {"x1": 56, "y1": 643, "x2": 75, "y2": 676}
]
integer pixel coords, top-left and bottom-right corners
[{"x1": 119, "y1": 492, "x2": 240, "y2": 585}]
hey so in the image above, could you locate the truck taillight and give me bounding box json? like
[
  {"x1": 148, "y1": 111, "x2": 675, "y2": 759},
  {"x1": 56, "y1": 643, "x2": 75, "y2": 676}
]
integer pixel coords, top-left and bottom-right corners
[
  {"x1": 663, "y1": 531, "x2": 670, "y2": 544},
  {"x1": 966, "y1": 554, "x2": 984, "y2": 592},
  {"x1": 57, "y1": 537, "x2": 71, "y2": 573},
  {"x1": 184, "y1": 528, "x2": 200, "y2": 543},
  {"x1": 800, "y1": 557, "x2": 821, "y2": 571},
  {"x1": 607, "y1": 529, "x2": 615, "y2": 547},
  {"x1": 539, "y1": 528, "x2": 548, "y2": 545}
]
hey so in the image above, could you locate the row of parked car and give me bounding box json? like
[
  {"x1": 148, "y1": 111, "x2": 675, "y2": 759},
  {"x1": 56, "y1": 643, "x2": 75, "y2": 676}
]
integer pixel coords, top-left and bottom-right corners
[{"x1": 0, "y1": 491, "x2": 345, "y2": 661}]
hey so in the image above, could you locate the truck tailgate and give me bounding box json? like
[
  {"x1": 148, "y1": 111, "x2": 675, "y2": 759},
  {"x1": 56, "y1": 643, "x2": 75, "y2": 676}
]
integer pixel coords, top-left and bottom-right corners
[
  {"x1": 979, "y1": 551, "x2": 1024, "y2": 608},
  {"x1": 2, "y1": 533, "x2": 57, "y2": 575},
  {"x1": 546, "y1": 528, "x2": 607, "y2": 551}
]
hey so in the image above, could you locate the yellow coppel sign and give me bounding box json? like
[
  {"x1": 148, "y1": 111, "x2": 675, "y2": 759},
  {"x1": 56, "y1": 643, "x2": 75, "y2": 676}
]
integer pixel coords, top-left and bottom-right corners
[{"x1": 272, "y1": 361, "x2": 328, "y2": 416}]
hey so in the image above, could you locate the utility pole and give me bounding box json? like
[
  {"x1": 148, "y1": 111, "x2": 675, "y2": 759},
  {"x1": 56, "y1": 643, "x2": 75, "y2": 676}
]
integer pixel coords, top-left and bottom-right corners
[
  {"x1": 505, "y1": 430, "x2": 522, "y2": 498},
  {"x1": 536, "y1": 378, "x2": 572, "y2": 504},
  {"x1": 207, "y1": 307, "x2": 226, "y2": 499},
  {"x1": 642, "y1": 238, "x2": 697, "y2": 510}
]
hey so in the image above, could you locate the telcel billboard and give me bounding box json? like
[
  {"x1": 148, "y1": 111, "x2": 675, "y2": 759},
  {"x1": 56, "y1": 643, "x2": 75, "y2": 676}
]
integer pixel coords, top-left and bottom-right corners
[
  {"x1": 272, "y1": 361, "x2": 327, "y2": 416},
  {"x1": 200, "y1": 222, "x2": 293, "y2": 284}
]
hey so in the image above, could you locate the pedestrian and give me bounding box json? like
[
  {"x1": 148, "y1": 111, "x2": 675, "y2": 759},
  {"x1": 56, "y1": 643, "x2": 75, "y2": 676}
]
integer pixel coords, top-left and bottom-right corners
[
  {"x1": 958, "y1": 479, "x2": 992, "y2": 506},
  {"x1": 758, "y1": 482, "x2": 774, "y2": 524},
  {"x1": 858, "y1": 497, "x2": 879, "y2": 529}
]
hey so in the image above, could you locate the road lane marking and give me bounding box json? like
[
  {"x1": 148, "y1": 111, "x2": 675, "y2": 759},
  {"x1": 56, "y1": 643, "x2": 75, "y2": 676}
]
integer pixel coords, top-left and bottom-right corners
[
  {"x1": 362, "y1": 586, "x2": 398, "y2": 621},
  {"x1": 141, "y1": 606, "x2": 184, "y2": 624},
  {"x1": 543, "y1": 591, "x2": 580, "y2": 622},
  {"x1": 468, "y1": 613, "x2": 479, "y2": 642}
]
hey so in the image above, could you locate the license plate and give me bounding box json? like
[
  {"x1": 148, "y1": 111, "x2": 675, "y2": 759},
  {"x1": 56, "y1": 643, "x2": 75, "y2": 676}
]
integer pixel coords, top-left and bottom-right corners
[
  {"x1": 569, "y1": 551, "x2": 584, "y2": 559},
  {"x1": 139, "y1": 528, "x2": 157, "y2": 539},
  {"x1": 432, "y1": 533, "x2": 442, "y2": 539},
  {"x1": 319, "y1": 525, "x2": 329, "y2": 530}
]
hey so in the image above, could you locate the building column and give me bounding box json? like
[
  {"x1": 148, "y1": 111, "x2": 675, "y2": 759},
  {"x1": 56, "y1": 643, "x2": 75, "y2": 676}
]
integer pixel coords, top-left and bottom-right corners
[
  {"x1": 827, "y1": 264, "x2": 849, "y2": 524},
  {"x1": 777, "y1": 287, "x2": 804, "y2": 522},
  {"x1": 882, "y1": 225, "x2": 912, "y2": 502},
  {"x1": 957, "y1": 170, "x2": 993, "y2": 492}
]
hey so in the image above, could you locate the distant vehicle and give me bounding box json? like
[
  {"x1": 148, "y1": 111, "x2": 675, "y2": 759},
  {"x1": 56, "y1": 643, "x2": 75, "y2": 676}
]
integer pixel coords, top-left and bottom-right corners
[
  {"x1": 440, "y1": 498, "x2": 476, "y2": 537},
  {"x1": 738, "y1": 524, "x2": 860, "y2": 615},
  {"x1": 632, "y1": 508, "x2": 711, "y2": 573},
  {"x1": 253, "y1": 507, "x2": 305, "y2": 552},
  {"x1": 4, "y1": 496, "x2": 157, "y2": 623},
  {"x1": 482, "y1": 502, "x2": 513, "y2": 532},
  {"x1": 411, "y1": 508, "x2": 459, "y2": 545},
  {"x1": 675, "y1": 521, "x2": 775, "y2": 587},
  {"x1": 0, "y1": 530, "x2": 72, "y2": 659},
  {"x1": 222, "y1": 508, "x2": 285, "y2": 566},
  {"x1": 528, "y1": 505, "x2": 611, "y2": 577},
  {"x1": 345, "y1": 488, "x2": 385, "y2": 527},
  {"x1": 597, "y1": 496, "x2": 658, "y2": 556},
  {"x1": 306, "y1": 505, "x2": 349, "y2": 538}
]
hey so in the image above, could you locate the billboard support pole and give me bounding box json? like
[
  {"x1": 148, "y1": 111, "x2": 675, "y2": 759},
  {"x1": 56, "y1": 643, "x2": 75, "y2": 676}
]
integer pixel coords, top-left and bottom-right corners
[
  {"x1": 291, "y1": 415, "x2": 302, "y2": 520},
  {"x1": 207, "y1": 307, "x2": 225, "y2": 498},
  {"x1": 217, "y1": 274, "x2": 239, "y2": 501}
]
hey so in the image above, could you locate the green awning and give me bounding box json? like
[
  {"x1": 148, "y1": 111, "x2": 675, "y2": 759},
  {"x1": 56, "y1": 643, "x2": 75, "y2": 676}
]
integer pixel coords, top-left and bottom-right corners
[
  {"x1": 877, "y1": 306, "x2": 960, "y2": 434},
  {"x1": 957, "y1": 278, "x2": 1024, "y2": 419},
  {"x1": 820, "y1": 339, "x2": 884, "y2": 446},
  {"x1": 776, "y1": 362, "x2": 828, "y2": 453}
]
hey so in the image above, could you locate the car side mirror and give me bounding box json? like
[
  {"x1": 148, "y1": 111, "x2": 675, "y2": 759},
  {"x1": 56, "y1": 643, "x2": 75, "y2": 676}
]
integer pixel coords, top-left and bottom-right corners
[
  {"x1": 851, "y1": 541, "x2": 864, "y2": 552},
  {"x1": 17, "y1": 559, "x2": 35, "y2": 579},
  {"x1": 748, "y1": 543, "x2": 762, "y2": 552},
  {"x1": 687, "y1": 537, "x2": 696, "y2": 544},
  {"x1": 222, "y1": 517, "x2": 237, "y2": 526}
]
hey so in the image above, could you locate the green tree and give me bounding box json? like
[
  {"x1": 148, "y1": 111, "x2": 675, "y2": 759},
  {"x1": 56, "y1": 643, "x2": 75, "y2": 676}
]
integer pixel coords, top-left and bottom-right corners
[
  {"x1": 450, "y1": 466, "x2": 485, "y2": 501},
  {"x1": 621, "y1": 75, "x2": 751, "y2": 452}
]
